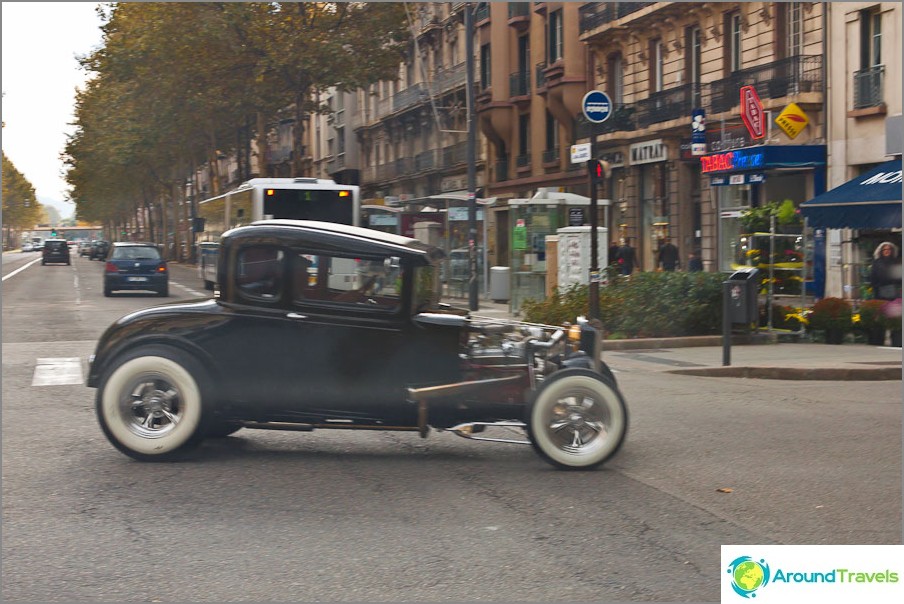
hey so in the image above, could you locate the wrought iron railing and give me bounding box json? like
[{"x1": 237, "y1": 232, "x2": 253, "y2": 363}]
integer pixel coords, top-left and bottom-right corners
[
  {"x1": 535, "y1": 62, "x2": 547, "y2": 89},
  {"x1": 853, "y1": 65, "x2": 885, "y2": 109},
  {"x1": 415, "y1": 150, "x2": 436, "y2": 172},
  {"x1": 516, "y1": 153, "x2": 531, "y2": 169},
  {"x1": 634, "y1": 84, "x2": 701, "y2": 128},
  {"x1": 574, "y1": 105, "x2": 637, "y2": 138},
  {"x1": 442, "y1": 142, "x2": 468, "y2": 167},
  {"x1": 392, "y1": 83, "x2": 428, "y2": 113},
  {"x1": 579, "y1": 2, "x2": 656, "y2": 34},
  {"x1": 542, "y1": 148, "x2": 560, "y2": 164},
  {"x1": 509, "y1": 70, "x2": 531, "y2": 97},
  {"x1": 434, "y1": 62, "x2": 466, "y2": 93},
  {"x1": 475, "y1": 2, "x2": 489, "y2": 22},
  {"x1": 708, "y1": 55, "x2": 823, "y2": 114},
  {"x1": 508, "y1": 3, "x2": 530, "y2": 19}
]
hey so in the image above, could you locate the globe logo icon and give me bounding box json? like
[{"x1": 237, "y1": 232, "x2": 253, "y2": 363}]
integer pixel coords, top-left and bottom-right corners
[{"x1": 727, "y1": 556, "x2": 771, "y2": 598}]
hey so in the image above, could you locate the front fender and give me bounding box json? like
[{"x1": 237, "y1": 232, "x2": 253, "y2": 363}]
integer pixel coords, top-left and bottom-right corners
[{"x1": 560, "y1": 352, "x2": 617, "y2": 387}]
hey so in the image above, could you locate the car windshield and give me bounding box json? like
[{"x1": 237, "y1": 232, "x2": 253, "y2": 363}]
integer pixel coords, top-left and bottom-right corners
[{"x1": 112, "y1": 246, "x2": 160, "y2": 260}]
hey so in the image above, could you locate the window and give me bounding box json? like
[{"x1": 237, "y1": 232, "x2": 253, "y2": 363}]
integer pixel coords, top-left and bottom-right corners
[
  {"x1": 650, "y1": 39, "x2": 663, "y2": 93},
  {"x1": 687, "y1": 26, "x2": 702, "y2": 84},
  {"x1": 291, "y1": 251, "x2": 402, "y2": 312},
  {"x1": 729, "y1": 12, "x2": 742, "y2": 72},
  {"x1": 518, "y1": 114, "x2": 530, "y2": 157},
  {"x1": 861, "y1": 8, "x2": 882, "y2": 68},
  {"x1": 237, "y1": 246, "x2": 284, "y2": 300},
  {"x1": 480, "y1": 43, "x2": 491, "y2": 89},
  {"x1": 337, "y1": 127, "x2": 345, "y2": 155},
  {"x1": 545, "y1": 111, "x2": 557, "y2": 152},
  {"x1": 548, "y1": 10, "x2": 563, "y2": 63},
  {"x1": 606, "y1": 52, "x2": 624, "y2": 104},
  {"x1": 786, "y1": 2, "x2": 803, "y2": 57}
]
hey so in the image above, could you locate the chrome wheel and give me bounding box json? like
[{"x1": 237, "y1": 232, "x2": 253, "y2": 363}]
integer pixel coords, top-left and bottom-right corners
[
  {"x1": 122, "y1": 376, "x2": 184, "y2": 439},
  {"x1": 528, "y1": 369, "x2": 627, "y2": 470},
  {"x1": 97, "y1": 350, "x2": 206, "y2": 461}
]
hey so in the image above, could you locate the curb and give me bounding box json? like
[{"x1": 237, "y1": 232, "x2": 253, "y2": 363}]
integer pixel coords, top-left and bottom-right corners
[
  {"x1": 666, "y1": 365, "x2": 902, "y2": 381},
  {"x1": 602, "y1": 333, "x2": 777, "y2": 351}
]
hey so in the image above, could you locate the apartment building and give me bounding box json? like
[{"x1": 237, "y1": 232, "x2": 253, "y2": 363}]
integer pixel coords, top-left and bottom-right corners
[
  {"x1": 822, "y1": 2, "x2": 902, "y2": 299},
  {"x1": 581, "y1": 1, "x2": 827, "y2": 275}
]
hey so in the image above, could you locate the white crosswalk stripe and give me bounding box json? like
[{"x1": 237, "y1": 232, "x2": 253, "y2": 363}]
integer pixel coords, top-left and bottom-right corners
[{"x1": 32, "y1": 358, "x2": 84, "y2": 386}]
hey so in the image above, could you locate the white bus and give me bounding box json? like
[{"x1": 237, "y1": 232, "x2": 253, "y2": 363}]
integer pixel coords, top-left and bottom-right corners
[{"x1": 195, "y1": 177, "x2": 360, "y2": 290}]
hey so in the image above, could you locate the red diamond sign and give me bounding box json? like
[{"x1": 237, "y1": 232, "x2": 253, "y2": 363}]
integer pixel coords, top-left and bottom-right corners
[{"x1": 740, "y1": 85, "x2": 765, "y2": 139}]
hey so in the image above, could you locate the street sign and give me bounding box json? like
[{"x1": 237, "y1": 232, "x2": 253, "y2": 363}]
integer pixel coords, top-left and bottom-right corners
[
  {"x1": 740, "y1": 85, "x2": 765, "y2": 139},
  {"x1": 570, "y1": 143, "x2": 591, "y2": 163},
  {"x1": 774, "y1": 102, "x2": 809, "y2": 140},
  {"x1": 581, "y1": 90, "x2": 612, "y2": 124}
]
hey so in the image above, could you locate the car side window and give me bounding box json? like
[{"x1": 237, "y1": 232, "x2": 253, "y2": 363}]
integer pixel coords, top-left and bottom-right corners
[
  {"x1": 237, "y1": 246, "x2": 284, "y2": 300},
  {"x1": 291, "y1": 251, "x2": 401, "y2": 311}
]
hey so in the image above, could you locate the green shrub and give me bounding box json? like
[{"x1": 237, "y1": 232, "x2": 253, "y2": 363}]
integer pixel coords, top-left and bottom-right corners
[{"x1": 522, "y1": 271, "x2": 725, "y2": 338}]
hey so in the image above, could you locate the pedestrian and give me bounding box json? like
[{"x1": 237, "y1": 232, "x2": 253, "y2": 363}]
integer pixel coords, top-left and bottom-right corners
[
  {"x1": 608, "y1": 240, "x2": 620, "y2": 269},
  {"x1": 869, "y1": 241, "x2": 902, "y2": 301},
  {"x1": 616, "y1": 237, "x2": 637, "y2": 275},
  {"x1": 657, "y1": 237, "x2": 680, "y2": 271},
  {"x1": 687, "y1": 250, "x2": 704, "y2": 272}
]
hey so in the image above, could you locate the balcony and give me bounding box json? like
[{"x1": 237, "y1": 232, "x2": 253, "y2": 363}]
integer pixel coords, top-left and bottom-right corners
[
  {"x1": 708, "y1": 55, "x2": 823, "y2": 115},
  {"x1": 509, "y1": 70, "x2": 531, "y2": 99},
  {"x1": 542, "y1": 148, "x2": 560, "y2": 165},
  {"x1": 574, "y1": 105, "x2": 637, "y2": 138},
  {"x1": 579, "y1": 2, "x2": 656, "y2": 34},
  {"x1": 392, "y1": 83, "x2": 429, "y2": 113},
  {"x1": 853, "y1": 65, "x2": 885, "y2": 110},
  {"x1": 474, "y1": 2, "x2": 489, "y2": 24},
  {"x1": 507, "y1": 2, "x2": 530, "y2": 31},
  {"x1": 515, "y1": 153, "x2": 531, "y2": 173},
  {"x1": 634, "y1": 84, "x2": 701, "y2": 129},
  {"x1": 442, "y1": 142, "x2": 468, "y2": 167},
  {"x1": 434, "y1": 62, "x2": 466, "y2": 93},
  {"x1": 535, "y1": 62, "x2": 547, "y2": 91},
  {"x1": 414, "y1": 149, "x2": 436, "y2": 172}
]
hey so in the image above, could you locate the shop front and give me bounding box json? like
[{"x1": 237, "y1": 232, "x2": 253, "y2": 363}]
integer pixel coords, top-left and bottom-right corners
[{"x1": 701, "y1": 145, "x2": 826, "y2": 284}]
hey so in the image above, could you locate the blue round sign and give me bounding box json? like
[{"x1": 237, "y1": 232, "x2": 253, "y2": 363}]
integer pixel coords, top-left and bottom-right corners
[{"x1": 582, "y1": 90, "x2": 612, "y2": 124}]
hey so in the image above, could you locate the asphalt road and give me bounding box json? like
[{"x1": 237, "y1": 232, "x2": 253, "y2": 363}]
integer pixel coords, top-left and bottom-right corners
[{"x1": 2, "y1": 250, "x2": 901, "y2": 602}]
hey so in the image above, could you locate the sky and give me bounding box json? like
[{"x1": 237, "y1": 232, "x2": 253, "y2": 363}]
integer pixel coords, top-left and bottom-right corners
[{"x1": 1, "y1": 2, "x2": 105, "y2": 220}]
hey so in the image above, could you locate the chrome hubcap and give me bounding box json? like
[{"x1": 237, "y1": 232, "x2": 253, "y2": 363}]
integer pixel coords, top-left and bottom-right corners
[
  {"x1": 121, "y1": 376, "x2": 182, "y2": 438},
  {"x1": 547, "y1": 395, "x2": 610, "y2": 453}
]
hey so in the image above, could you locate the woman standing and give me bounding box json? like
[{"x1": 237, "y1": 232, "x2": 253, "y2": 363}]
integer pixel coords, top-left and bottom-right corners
[{"x1": 869, "y1": 241, "x2": 902, "y2": 301}]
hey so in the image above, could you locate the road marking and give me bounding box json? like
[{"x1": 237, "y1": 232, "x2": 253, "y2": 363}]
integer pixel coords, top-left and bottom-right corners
[
  {"x1": 2, "y1": 257, "x2": 42, "y2": 281},
  {"x1": 32, "y1": 358, "x2": 84, "y2": 386},
  {"x1": 172, "y1": 280, "x2": 206, "y2": 298}
]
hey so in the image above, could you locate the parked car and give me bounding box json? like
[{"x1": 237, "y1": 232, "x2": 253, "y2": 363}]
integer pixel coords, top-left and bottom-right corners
[
  {"x1": 78, "y1": 241, "x2": 93, "y2": 257},
  {"x1": 89, "y1": 240, "x2": 111, "y2": 260},
  {"x1": 42, "y1": 239, "x2": 71, "y2": 265},
  {"x1": 21, "y1": 242, "x2": 33, "y2": 252},
  {"x1": 102, "y1": 242, "x2": 168, "y2": 297},
  {"x1": 87, "y1": 220, "x2": 628, "y2": 469}
]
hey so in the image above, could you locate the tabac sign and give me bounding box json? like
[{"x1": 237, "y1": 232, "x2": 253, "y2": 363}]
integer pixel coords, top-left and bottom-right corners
[{"x1": 774, "y1": 103, "x2": 809, "y2": 140}]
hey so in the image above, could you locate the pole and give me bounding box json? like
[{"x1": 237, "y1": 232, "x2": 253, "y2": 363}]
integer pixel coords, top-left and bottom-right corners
[
  {"x1": 722, "y1": 281, "x2": 732, "y2": 366},
  {"x1": 465, "y1": 2, "x2": 478, "y2": 311},
  {"x1": 589, "y1": 133, "x2": 600, "y2": 320}
]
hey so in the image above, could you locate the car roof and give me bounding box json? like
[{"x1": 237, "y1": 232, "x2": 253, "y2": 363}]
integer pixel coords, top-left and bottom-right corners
[
  {"x1": 111, "y1": 241, "x2": 157, "y2": 247},
  {"x1": 224, "y1": 219, "x2": 445, "y2": 264}
]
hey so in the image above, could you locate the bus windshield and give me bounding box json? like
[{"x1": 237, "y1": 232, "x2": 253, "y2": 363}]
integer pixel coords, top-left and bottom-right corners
[{"x1": 263, "y1": 189, "x2": 354, "y2": 223}]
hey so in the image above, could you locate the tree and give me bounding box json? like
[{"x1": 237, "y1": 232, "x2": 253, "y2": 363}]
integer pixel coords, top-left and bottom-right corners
[{"x1": 1, "y1": 153, "x2": 42, "y2": 248}]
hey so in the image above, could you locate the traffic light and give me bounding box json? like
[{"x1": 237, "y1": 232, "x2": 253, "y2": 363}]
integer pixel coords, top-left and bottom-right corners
[
  {"x1": 50, "y1": 229, "x2": 57, "y2": 237},
  {"x1": 587, "y1": 159, "x2": 611, "y2": 183}
]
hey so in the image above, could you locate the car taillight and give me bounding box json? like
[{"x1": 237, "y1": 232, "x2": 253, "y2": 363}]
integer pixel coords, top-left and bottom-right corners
[
  {"x1": 157, "y1": 264, "x2": 167, "y2": 273},
  {"x1": 105, "y1": 262, "x2": 118, "y2": 273}
]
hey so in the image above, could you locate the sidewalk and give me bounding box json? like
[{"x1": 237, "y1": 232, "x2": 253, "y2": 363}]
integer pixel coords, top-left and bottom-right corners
[{"x1": 447, "y1": 295, "x2": 903, "y2": 381}]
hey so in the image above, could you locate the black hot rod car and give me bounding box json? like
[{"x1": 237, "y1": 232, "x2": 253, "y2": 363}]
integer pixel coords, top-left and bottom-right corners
[{"x1": 87, "y1": 220, "x2": 628, "y2": 469}]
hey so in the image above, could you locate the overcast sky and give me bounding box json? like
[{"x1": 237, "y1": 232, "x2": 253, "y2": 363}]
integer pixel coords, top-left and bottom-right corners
[{"x1": 1, "y1": 2, "x2": 105, "y2": 219}]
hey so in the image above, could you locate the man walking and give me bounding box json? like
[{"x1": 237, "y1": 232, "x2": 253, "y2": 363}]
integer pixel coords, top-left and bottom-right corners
[
  {"x1": 616, "y1": 238, "x2": 637, "y2": 275},
  {"x1": 657, "y1": 237, "x2": 680, "y2": 271}
]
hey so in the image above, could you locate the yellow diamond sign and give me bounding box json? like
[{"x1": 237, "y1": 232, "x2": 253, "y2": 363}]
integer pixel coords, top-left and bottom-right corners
[{"x1": 774, "y1": 103, "x2": 809, "y2": 140}]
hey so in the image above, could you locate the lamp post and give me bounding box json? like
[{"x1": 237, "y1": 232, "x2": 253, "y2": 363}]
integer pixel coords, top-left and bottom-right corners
[{"x1": 465, "y1": 2, "x2": 479, "y2": 311}]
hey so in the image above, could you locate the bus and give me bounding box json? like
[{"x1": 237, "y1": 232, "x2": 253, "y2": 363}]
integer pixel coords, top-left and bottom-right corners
[{"x1": 196, "y1": 177, "x2": 360, "y2": 290}]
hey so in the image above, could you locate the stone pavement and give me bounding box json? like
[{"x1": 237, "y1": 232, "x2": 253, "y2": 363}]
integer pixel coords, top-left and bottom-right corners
[{"x1": 447, "y1": 295, "x2": 903, "y2": 381}]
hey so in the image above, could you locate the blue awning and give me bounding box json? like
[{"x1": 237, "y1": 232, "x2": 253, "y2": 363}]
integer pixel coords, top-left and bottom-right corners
[{"x1": 800, "y1": 159, "x2": 902, "y2": 229}]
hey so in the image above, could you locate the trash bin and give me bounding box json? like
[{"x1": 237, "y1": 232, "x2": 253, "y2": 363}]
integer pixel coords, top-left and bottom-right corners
[
  {"x1": 724, "y1": 267, "x2": 760, "y2": 325},
  {"x1": 490, "y1": 266, "x2": 510, "y2": 303}
]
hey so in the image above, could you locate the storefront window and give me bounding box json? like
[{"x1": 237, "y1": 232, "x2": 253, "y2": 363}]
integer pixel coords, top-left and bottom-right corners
[{"x1": 717, "y1": 184, "x2": 753, "y2": 272}]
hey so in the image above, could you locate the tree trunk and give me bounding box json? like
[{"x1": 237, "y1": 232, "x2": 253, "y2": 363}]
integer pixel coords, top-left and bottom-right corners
[{"x1": 256, "y1": 111, "x2": 270, "y2": 179}]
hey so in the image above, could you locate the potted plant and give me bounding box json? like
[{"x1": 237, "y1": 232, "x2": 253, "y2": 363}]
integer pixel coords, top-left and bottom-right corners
[
  {"x1": 808, "y1": 297, "x2": 853, "y2": 344},
  {"x1": 857, "y1": 299, "x2": 888, "y2": 345}
]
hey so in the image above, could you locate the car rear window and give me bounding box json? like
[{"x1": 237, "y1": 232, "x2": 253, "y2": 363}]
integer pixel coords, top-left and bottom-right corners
[{"x1": 111, "y1": 246, "x2": 161, "y2": 260}]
